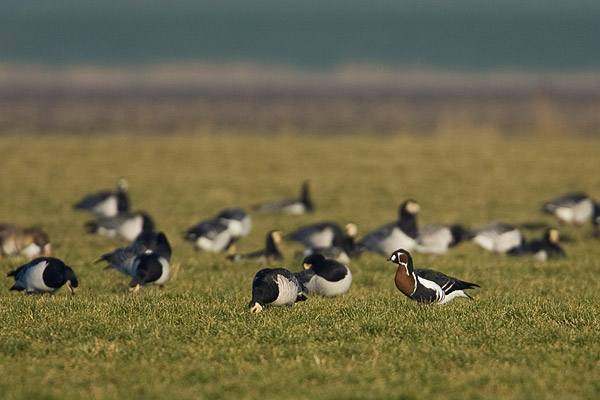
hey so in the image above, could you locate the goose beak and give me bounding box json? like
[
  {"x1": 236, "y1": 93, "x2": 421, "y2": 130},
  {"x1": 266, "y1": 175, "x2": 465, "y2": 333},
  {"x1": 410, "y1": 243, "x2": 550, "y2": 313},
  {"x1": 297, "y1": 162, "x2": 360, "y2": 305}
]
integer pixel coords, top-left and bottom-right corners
[
  {"x1": 66, "y1": 281, "x2": 76, "y2": 295},
  {"x1": 249, "y1": 303, "x2": 263, "y2": 313},
  {"x1": 44, "y1": 244, "x2": 51, "y2": 256},
  {"x1": 303, "y1": 263, "x2": 311, "y2": 270},
  {"x1": 128, "y1": 284, "x2": 141, "y2": 293}
]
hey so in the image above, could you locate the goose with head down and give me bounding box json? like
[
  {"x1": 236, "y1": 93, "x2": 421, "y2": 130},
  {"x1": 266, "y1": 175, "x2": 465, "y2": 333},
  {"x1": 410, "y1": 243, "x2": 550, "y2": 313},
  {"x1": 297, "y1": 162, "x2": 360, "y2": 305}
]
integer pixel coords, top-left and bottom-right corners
[
  {"x1": 7, "y1": 257, "x2": 78, "y2": 295},
  {"x1": 248, "y1": 268, "x2": 307, "y2": 313}
]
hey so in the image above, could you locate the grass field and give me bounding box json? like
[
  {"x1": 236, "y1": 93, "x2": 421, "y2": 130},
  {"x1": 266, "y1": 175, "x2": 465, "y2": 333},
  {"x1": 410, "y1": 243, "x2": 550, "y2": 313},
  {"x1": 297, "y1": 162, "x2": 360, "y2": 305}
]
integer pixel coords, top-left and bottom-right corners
[{"x1": 0, "y1": 133, "x2": 599, "y2": 399}]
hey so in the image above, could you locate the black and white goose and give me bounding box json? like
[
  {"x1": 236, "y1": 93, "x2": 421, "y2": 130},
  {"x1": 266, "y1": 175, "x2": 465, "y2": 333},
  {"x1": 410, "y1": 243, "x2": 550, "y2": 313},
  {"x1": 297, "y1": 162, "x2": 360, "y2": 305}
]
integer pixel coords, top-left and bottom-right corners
[
  {"x1": 128, "y1": 234, "x2": 172, "y2": 292},
  {"x1": 358, "y1": 199, "x2": 420, "y2": 255},
  {"x1": 74, "y1": 178, "x2": 130, "y2": 218},
  {"x1": 543, "y1": 193, "x2": 595, "y2": 225},
  {"x1": 86, "y1": 211, "x2": 154, "y2": 242},
  {"x1": 294, "y1": 253, "x2": 352, "y2": 297},
  {"x1": 468, "y1": 223, "x2": 522, "y2": 254},
  {"x1": 97, "y1": 231, "x2": 172, "y2": 277},
  {"x1": 252, "y1": 180, "x2": 314, "y2": 215},
  {"x1": 0, "y1": 223, "x2": 51, "y2": 258},
  {"x1": 508, "y1": 228, "x2": 566, "y2": 260},
  {"x1": 217, "y1": 208, "x2": 252, "y2": 242},
  {"x1": 287, "y1": 221, "x2": 345, "y2": 249},
  {"x1": 184, "y1": 218, "x2": 233, "y2": 253},
  {"x1": 415, "y1": 224, "x2": 466, "y2": 255},
  {"x1": 7, "y1": 257, "x2": 78, "y2": 295},
  {"x1": 304, "y1": 223, "x2": 361, "y2": 262},
  {"x1": 228, "y1": 230, "x2": 283, "y2": 262},
  {"x1": 388, "y1": 249, "x2": 479, "y2": 304},
  {"x1": 248, "y1": 268, "x2": 307, "y2": 313}
]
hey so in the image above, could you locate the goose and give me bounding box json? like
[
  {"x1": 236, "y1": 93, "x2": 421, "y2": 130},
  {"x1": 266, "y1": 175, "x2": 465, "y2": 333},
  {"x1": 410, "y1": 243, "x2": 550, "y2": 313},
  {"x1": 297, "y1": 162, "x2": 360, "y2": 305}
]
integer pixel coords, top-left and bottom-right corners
[
  {"x1": 0, "y1": 223, "x2": 51, "y2": 258},
  {"x1": 294, "y1": 253, "x2": 352, "y2": 297},
  {"x1": 248, "y1": 268, "x2": 307, "y2": 313},
  {"x1": 415, "y1": 224, "x2": 466, "y2": 254},
  {"x1": 304, "y1": 223, "x2": 361, "y2": 262},
  {"x1": 358, "y1": 199, "x2": 420, "y2": 255},
  {"x1": 217, "y1": 208, "x2": 252, "y2": 241},
  {"x1": 128, "y1": 250, "x2": 171, "y2": 292},
  {"x1": 96, "y1": 231, "x2": 171, "y2": 276},
  {"x1": 388, "y1": 249, "x2": 479, "y2": 304},
  {"x1": 286, "y1": 221, "x2": 345, "y2": 249},
  {"x1": 468, "y1": 223, "x2": 522, "y2": 254},
  {"x1": 543, "y1": 193, "x2": 595, "y2": 225},
  {"x1": 86, "y1": 211, "x2": 154, "y2": 242},
  {"x1": 252, "y1": 180, "x2": 314, "y2": 215},
  {"x1": 7, "y1": 257, "x2": 78, "y2": 295},
  {"x1": 508, "y1": 228, "x2": 566, "y2": 260},
  {"x1": 74, "y1": 178, "x2": 130, "y2": 218},
  {"x1": 184, "y1": 218, "x2": 233, "y2": 252},
  {"x1": 228, "y1": 230, "x2": 283, "y2": 262}
]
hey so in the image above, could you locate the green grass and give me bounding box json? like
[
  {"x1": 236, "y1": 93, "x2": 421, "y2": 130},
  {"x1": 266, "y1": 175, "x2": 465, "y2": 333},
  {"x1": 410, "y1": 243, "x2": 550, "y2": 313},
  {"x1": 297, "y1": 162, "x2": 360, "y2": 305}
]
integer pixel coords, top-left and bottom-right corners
[{"x1": 1, "y1": 133, "x2": 599, "y2": 399}]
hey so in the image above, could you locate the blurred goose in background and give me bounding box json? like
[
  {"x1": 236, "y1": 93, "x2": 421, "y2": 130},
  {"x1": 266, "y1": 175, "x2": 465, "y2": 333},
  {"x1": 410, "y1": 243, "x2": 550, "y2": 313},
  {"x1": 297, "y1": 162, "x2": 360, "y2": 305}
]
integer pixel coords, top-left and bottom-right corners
[
  {"x1": 86, "y1": 211, "x2": 154, "y2": 242},
  {"x1": 543, "y1": 192, "x2": 595, "y2": 225},
  {"x1": 358, "y1": 199, "x2": 420, "y2": 255},
  {"x1": 184, "y1": 218, "x2": 233, "y2": 252},
  {"x1": 388, "y1": 249, "x2": 479, "y2": 304},
  {"x1": 0, "y1": 223, "x2": 51, "y2": 258},
  {"x1": 252, "y1": 180, "x2": 314, "y2": 215},
  {"x1": 7, "y1": 257, "x2": 78, "y2": 295},
  {"x1": 228, "y1": 230, "x2": 283, "y2": 262},
  {"x1": 303, "y1": 223, "x2": 361, "y2": 262},
  {"x1": 286, "y1": 221, "x2": 345, "y2": 249},
  {"x1": 468, "y1": 223, "x2": 522, "y2": 254},
  {"x1": 217, "y1": 208, "x2": 252, "y2": 242},
  {"x1": 97, "y1": 231, "x2": 171, "y2": 276},
  {"x1": 74, "y1": 178, "x2": 130, "y2": 218},
  {"x1": 128, "y1": 234, "x2": 172, "y2": 292},
  {"x1": 294, "y1": 253, "x2": 352, "y2": 297},
  {"x1": 248, "y1": 268, "x2": 307, "y2": 313},
  {"x1": 508, "y1": 228, "x2": 566, "y2": 260},
  {"x1": 415, "y1": 224, "x2": 466, "y2": 255}
]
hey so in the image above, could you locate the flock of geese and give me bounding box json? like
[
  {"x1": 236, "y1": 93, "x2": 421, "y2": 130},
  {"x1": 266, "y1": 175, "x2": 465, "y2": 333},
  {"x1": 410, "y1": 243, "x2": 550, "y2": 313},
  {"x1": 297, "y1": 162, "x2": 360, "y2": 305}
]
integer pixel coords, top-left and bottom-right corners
[{"x1": 2, "y1": 179, "x2": 599, "y2": 312}]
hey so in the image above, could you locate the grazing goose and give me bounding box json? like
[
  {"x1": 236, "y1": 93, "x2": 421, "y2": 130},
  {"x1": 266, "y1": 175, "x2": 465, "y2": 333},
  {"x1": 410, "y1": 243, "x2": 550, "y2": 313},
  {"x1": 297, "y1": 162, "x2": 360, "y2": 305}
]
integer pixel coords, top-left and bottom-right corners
[
  {"x1": 294, "y1": 253, "x2": 352, "y2": 297},
  {"x1": 415, "y1": 224, "x2": 466, "y2": 255},
  {"x1": 543, "y1": 193, "x2": 595, "y2": 225},
  {"x1": 228, "y1": 230, "x2": 283, "y2": 262},
  {"x1": 7, "y1": 257, "x2": 78, "y2": 295},
  {"x1": 86, "y1": 211, "x2": 154, "y2": 242},
  {"x1": 128, "y1": 235, "x2": 172, "y2": 292},
  {"x1": 468, "y1": 223, "x2": 522, "y2": 254},
  {"x1": 287, "y1": 221, "x2": 345, "y2": 249},
  {"x1": 0, "y1": 223, "x2": 51, "y2": 258},
  {"x1": 97, "y1": 231, "x2": 171, "y2": 276},
  {"x1": 184, "y1": 218, "x2": 233, "y2": 253},
  {"x1": 358, "y1": 199, "x2": 420, "y2": 255},
  {"x1": 304, "y1": 223, "x2": 361, "y2": 262},
  {"x1": 248, "y1": 268, "x2": 307, "y2": 313},
  {"x1": 508, "y1": 228, "x2": 566, "y2": 260},
  {"x1": 252, "y1": 180, "x2": 314, "y2": 215},
  {"x1": 217, "y1": 208, "x2": 252, "y2": 241},
  {"x1": 388, "y1": 249, "x2": 479, "y2": 304},
  {"x1": 74, "y1": 178, "x2": 130, "y2": 218}
]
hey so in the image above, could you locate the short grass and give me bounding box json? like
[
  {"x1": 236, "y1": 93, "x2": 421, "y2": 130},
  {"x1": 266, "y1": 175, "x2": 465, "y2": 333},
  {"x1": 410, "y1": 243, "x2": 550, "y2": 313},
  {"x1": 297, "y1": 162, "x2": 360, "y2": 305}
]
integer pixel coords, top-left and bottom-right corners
[{"x1": 0, "y1": 133, "x2": 599, "y2": 400}]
